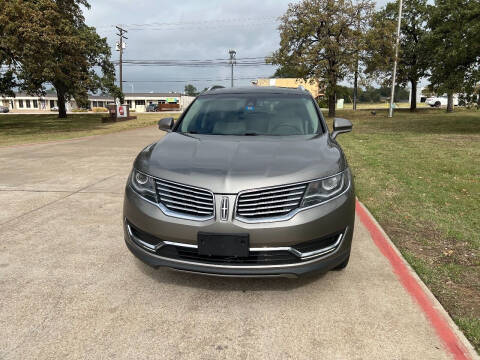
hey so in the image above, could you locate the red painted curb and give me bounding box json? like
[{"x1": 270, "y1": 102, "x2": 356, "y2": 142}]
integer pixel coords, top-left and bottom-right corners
[{"x1": 356, "y1": 200, "x2": 471, "y2": 360}]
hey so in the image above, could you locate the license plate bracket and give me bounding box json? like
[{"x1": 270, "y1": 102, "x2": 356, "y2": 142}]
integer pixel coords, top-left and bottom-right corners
[{"x1": 197, "y1": 233, "x2": 250, "y2": 257}]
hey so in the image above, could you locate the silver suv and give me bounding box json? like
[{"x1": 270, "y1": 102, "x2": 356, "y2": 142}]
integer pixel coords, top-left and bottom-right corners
[{"x1": 123, "y1": 86, "x2": 354, "y2": 277}]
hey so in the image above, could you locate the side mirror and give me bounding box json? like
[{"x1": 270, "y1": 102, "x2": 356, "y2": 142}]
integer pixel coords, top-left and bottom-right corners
[
  {"x1": 158, "y1": 117, "x2": 174, "y2": 132},
  {"x1": 331, "y1": 118, "x2": 352, "y2": 139}
]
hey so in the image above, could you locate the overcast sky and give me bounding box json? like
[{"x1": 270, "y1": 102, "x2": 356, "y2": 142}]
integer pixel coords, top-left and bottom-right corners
[{"x1": 84, "y1": 0, "x2": 390, "y2": 93}]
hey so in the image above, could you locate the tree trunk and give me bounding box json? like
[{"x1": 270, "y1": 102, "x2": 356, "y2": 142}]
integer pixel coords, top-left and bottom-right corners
[
  {"x1": 57, "y1": 89, "x2": 67, "y2": 118},
  {"x1": 447, "y1": 92, "x2": 454, "y2": 113},
  {"x1": 410, "y1": 80, "x2": 417, "y2": 112},
  {"x1": 353, "y1": 58, "x2": 358, "y2": 111},
  {"x1": 328, "y1": 93, "x2": 336, "y2": 118}
]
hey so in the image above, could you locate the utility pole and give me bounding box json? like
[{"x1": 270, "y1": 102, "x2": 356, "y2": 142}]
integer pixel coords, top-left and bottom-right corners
[
  {"x1": 116, "y1": 26, "x2": 128, "y2": 94},
  {"x1": 229, "y1": 49, "x2": 236, "y2": 88},
  {"x1": 388, "y1": 0, "x2": 403, "y2": 118}
]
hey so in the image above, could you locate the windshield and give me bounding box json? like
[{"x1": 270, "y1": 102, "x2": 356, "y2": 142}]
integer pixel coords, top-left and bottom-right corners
[{"x1": 176, "y1": 93, "x2": 321, "y2": 136}]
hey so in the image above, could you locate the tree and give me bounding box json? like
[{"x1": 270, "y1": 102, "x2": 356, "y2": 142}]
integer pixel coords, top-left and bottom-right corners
[
  {"x1": 0, "y1": 0, "x2": 121, "y2": 118},
  {"x1": 269, "y1": 0, "x2": 374, "y2": 117},
  {"x1": 364, "y1": 0, "x2": 430, "y2": 112},
  {"x1": 184, "y1": 84, "x2": 199, "y2": 96},
  {"x1": 426, "y1": 0, "x2": 480, "y2": 112}
]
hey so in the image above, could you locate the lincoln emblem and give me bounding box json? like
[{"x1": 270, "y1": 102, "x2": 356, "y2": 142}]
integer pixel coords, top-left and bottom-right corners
[{"x1": 220, "y1": 197, "x2": 229, "y2": 221}]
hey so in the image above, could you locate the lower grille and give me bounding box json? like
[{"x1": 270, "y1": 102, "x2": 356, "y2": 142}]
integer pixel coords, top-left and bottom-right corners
[
  {"x1": 127, "y1": 221, "x2": 343, "y2": 266},
  {"x1": 157, "y1": 246, "x2": 298, "y2": 265}
]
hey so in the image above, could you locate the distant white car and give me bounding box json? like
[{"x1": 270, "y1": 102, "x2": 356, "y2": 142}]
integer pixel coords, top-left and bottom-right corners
[
  {"x1": 426, "y1": 96, "x2": 459, "y2": 107},
  {"x1": 51, "y1": 106, "x2": 59, "y2": 111}
]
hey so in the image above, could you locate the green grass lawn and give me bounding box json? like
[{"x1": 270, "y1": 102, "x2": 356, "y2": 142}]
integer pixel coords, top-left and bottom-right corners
[
  {"x1": 330, "y1": 108, "x2": 480, "y2": 352},
  {"x1": 0, "y1": 113, "x2": 179, "y2": 147}
]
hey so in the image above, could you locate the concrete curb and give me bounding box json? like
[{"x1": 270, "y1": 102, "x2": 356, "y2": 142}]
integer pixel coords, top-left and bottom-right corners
[{"x1": 356, "y1": 199, "x2": 479, "y2": 360}]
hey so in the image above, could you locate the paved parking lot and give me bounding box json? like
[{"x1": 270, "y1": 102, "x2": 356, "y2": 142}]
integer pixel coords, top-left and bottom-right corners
[{"x1": 0, "y1": 128, "x2": 475, "y2": 359}]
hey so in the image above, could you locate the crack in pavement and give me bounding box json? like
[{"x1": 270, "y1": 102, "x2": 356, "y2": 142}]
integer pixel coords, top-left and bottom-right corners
[{"x1": 0, "y1": 174, "x2": 118, "y2": 226}]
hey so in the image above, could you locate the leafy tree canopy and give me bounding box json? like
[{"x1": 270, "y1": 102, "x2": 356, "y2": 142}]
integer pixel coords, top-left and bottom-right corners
[
  {"x1": 269, "y1": 0, "x2": 374, "y2": 117},
  {"x1": 426, "y1": 0, "x2": 480, "y2": 111},
  {"x1": 364, "y1": 0, "x2": 430, "y2": 111},
  {"x1": 184, "y1": 84, "x2": 199, "y2": 96},
  {"x1": 0, "y1": 0, "x2": 121, "y2": 117}
]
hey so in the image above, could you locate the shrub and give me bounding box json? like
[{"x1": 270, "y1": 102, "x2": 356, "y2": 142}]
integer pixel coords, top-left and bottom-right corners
[
  {"x1": 72, "y1": 108, "x2": 88, "y2": 112},
  {"x1": 92, "y1": 107, "x2": 108, "y2": 112}
]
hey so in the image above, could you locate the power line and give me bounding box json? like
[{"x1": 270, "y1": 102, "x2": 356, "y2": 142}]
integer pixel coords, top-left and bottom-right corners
[{"x1": 121, "y1": 76, "x2": 272, "y2": 83}]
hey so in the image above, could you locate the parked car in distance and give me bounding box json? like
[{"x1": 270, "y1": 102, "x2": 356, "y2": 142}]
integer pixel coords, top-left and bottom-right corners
[
  {"x1": 0, "y1": 105, "x2": 9, "y2": 113},
  {"x1": 50, "y1": 106, "x2": 59, "y2": 111},
  {"x1": 123, "y1": 86, "x2": 355, "y2": 277},
  {"x1": 146, "y1": 103, "x2": 158, "y2": 112},
  {"x1": 426, "y1": 95, "x2": 459, "y2": 107}
]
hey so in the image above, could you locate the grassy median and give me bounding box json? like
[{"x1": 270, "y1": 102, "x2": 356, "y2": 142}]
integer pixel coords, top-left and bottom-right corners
[
  {"x1": 332, "y1": 108, "x2": 480, "y2": 351},
  {"x1": 0, "y1": 112, "x2": 180, "y2": 147}
]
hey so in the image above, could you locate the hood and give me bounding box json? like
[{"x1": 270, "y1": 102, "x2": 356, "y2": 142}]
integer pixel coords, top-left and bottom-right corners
[{"x1": 134, "y1": 132, "x2": 346, "y2": 194}]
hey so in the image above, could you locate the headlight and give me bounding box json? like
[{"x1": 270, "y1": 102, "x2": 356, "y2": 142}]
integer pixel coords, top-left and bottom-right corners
[
  {"x1": 129, "y1": 169, "x2": 157, "y2": 202},
  {"x1": 300, "y1": 172, "x2": 349, "y2": 208}
]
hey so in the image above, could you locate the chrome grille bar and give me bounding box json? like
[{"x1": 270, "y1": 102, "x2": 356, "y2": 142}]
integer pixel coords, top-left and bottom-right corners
[
  {"x1": 155, "y1": 179, "x2": 214, "y2": 219},
  {"x1": 236, "y1": 183, "x2": 307, "y2": 220}
]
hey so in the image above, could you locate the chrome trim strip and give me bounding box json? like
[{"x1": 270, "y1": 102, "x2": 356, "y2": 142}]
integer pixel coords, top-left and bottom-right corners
[
  {"x1": 156, "y1": 180, "x2": 214, "y2": 197},
  {"x1": 234, "y1": 171, "x2": 350, "y2": 224},
  {"x1": 158, "y1": 192, "x2": 213, "y2": 205},
  {"x1": 240, "y1": 184, "x2": 307, "y2": 198},
  {"x1": 163, "y1": 240, "x2": 197, "y2": 249},
  {"x1": 126, "y1": 224, "x2": 164, "y2": 251},
  {"x1": 237, "y1": 195, "x2": 302, "y2": 207},
  {"x1": 250, "y1": 233, "x2": 343, "y2": 260}
]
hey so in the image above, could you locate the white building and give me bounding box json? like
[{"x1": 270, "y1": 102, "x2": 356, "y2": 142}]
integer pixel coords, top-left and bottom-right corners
[{"x1": 1, "y1": 92, "x2": 195, "y2": 112}]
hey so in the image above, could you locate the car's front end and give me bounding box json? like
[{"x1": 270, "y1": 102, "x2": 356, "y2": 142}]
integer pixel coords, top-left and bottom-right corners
[
  {"x1": 124, "y1": 168, "x2": 354, "y2": 277},
  {"x1": 123, "y1": 87, "x2": 355, "y2": 277}
]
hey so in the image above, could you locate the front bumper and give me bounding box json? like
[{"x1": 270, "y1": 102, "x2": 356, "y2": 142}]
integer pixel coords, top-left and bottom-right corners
[{"x1": 123, "y1": 184, "x2": 355, "y2": 277}]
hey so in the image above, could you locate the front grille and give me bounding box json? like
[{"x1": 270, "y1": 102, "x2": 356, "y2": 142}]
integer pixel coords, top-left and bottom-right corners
[
  {"x1": 236, "y1": 183, "x2": 307, "y2": 219},
  {"x1": 155, "y1": 179, "x2": 214, "y2": 218}
]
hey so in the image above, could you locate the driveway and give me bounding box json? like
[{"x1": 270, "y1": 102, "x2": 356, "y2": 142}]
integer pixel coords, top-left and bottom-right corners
[{"x1": 0, "y1": 128, "x2": 475, "y2": 359}]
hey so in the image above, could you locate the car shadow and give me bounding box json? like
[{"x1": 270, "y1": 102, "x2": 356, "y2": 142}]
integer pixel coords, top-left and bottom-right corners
[{"x1": 133, "y1": 259, "x2": 325, "y2": 291}]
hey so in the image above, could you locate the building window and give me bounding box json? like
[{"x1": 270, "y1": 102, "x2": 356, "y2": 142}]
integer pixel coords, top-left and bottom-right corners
[
  {"x1": 127, "y1": 100, "x2": 132, "y2": 108},
  {"x1": 135, "y1": 100, "x2": 145, "y2": 106},
  {"x1": 33, "y1": 100, "x2": 38, "y2": 108},
  {"x1": 50, "y1": 100, "x2": 55, "y2": 108},
  {"x1": 26, "y1": 100, "x2": 31, "y2": 108},
  {"x1": 19, "y1": 100, "x2": 24, "y2": 108},
  {"x1": 92, "y1": 101, "x2": 98, "y2": 108},
  {"x1": 98, "y1": 101, "x2": 104, "y2": 108}
]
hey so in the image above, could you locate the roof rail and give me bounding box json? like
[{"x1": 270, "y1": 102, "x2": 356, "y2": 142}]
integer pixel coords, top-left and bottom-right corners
[{"x1": 202, "y1": 85, "x2": 225, "y2": 93}]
